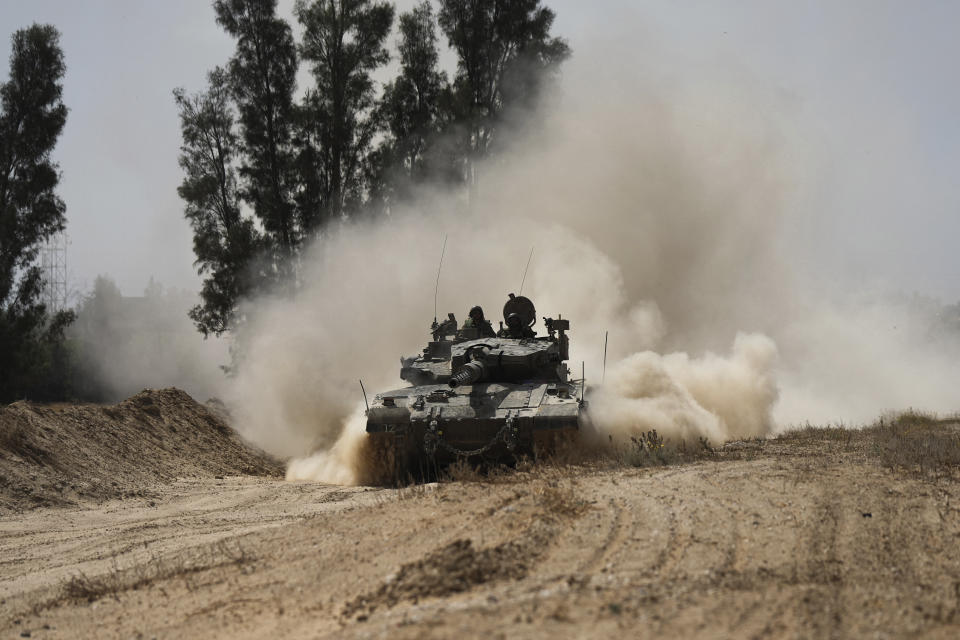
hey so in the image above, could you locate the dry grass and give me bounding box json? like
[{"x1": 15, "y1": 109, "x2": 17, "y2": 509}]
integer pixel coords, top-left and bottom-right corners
[
  {"x1": 441, "y1": 458, "x2": 487, "y2": 483},
  {"x1": 434, "y1": 430, "x2": 722, "y2": 485},
  {"x1": 777, "y1": 424, "x2": 855, "y2": 444},
  {"x1": 441, "y1": 458, "x2": 519, "y2": 484},
  {"x1": 776, "y1": 411, "x2": 960, "y2": 480},
  {"x1": 618, "y1": 430, "x2": 717, "y2": 468},
  {"x1": 403, "y1": 411, "x2": 948, "y2": 489},
  {"x1": 532, "y1": 479, "x2": 589, "y2": 518},
  {"x1": 396, "y1": 479, "x2": 433, "y2": 500},
  {"x1": 869, "y1": 411, "x2": 960, "y2": 478},
  {"x1": 60, "y1": 540, "x2": 254, "y2": 603},
  {"x1": 772, "y1": 424, "x2": 858, "y2": 459},
  {"x1": 435, "y1": 452, "x2": 590, "y2": 519}
]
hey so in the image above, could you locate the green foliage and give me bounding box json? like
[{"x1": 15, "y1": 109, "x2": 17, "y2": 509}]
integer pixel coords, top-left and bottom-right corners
[
  {"x1": 371, "y1": 2, "x2": 456, "y2": 208},
  {"x1": 174, "y1": 69, "x2": 265, "y2": 337},
  {"x1": 0, "y1": 23, "x2": 74, "y2": 402},
  {"x1": 177, "y1": 0, "x2": 572, "y2": 338},
  {"x1": 214, "y1": 0, "x2": 299, "y2": 264},
  {"x1": 177, "y1": 0, "x2": 299, "y2": 337},
  {"x1": 437, "y1": 0, "x2": 570, "y2": 184},
  {"x1": 295, "y1": 0, "x2": 395, "y2": 222}
]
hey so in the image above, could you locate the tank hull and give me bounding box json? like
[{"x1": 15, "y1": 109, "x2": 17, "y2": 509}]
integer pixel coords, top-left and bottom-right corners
[{"x1": 365, "y1": 381, "x2": 581, "y2": 474}]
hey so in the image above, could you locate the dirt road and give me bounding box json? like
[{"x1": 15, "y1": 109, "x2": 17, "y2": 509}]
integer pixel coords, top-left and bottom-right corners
[{"x1": 3, "y1": 432, "x2": 960, "y2": 639}]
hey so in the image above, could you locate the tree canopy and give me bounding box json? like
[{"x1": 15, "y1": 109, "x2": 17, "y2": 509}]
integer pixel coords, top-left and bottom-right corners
[
  {"x1": 175, "y1": 68, "x2": 265, "y2": 337},
  {"x1": 176, "y1": 0, "x2": 570, "y2": 338},
  {"x1": 215, "y1": 0, "x2": 299, "y2": 265},
  {"x1": 372, "y1": 1, "x2": 453, "y2": 207},
  {"x1": 0, "y1": 23, "x2": 73, "y2": 402},
  {"x1": 438, "y1": 0, "x2": 569, "y2": 184},
  {"x1": 296, "y1": 0, "x2": 395, "y2": 223}
]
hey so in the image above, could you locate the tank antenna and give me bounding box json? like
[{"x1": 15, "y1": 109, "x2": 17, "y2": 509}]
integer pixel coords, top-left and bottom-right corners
[
  {"x1": 434, "y1": 234, "x2": 448, "y2": 323},
  {"x1": 519, "y1": 246, "x2": 534, "y2": 295},
  {"x1": 602, "y1": 331, "x2": 608, "y2": 383},
  {"x1": 359, "y1": 379, "x2": 370, "y2": 413}
]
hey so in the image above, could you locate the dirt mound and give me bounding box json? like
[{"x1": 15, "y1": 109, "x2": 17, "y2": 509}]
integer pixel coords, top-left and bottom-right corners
[
  {"x1": 342, "y1": 511, "x2": 564, "y2": 622},
  {"x1": 0, "y1": 388, "x2": 282, "y2": 513},
  {"x1": 343, "y1": 538, "x2": 530, "y2": 620}
]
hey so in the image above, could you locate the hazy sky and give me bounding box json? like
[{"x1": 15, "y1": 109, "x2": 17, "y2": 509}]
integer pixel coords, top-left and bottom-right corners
[{"x1": 2, "y1": 0, "x2": 958, "y2": 301}]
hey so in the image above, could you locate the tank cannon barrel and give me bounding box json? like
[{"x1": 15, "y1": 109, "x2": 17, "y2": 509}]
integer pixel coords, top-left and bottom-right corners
[{"x1": 448, "y1": 360, "x2": 488, "y2": 388}]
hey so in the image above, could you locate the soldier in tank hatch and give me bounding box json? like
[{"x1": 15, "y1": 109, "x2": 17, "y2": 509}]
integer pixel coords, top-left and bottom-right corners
[
  {"x1": 499, "y1": 312, "x2": 536, "y2": 339},
  {"x1": 463, "y1": 305, "x2": 496, "y2": 338},
  {"x1": 431, "y1": 312, "x2": 457, "y2": 341}
]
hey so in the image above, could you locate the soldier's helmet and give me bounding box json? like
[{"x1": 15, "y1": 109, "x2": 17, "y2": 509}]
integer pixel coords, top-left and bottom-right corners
[
  {"x1": 469, "y1": 306, "x2": 484, "y2": 320},
  {"x1": 506, "y1": 313, "x2": 522, "y2": 328}
]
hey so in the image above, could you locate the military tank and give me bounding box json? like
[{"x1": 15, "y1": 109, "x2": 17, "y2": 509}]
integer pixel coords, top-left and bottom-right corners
[{"x1": 365, "y1": 293, "x2": 584, "y2": 481}]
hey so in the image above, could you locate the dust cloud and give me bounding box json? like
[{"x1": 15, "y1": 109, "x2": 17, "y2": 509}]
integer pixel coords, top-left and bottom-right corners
[
  {"x1": 226, "y1": 210, "x2": 677, "y2": 480},
  {"x1": 585, "y1": 333, "x2": 778, "y2": 447},
  {"x1": 69, "y1": 276, "x2": 228, "y2": 402},
  {"x1": 225, "y1": 93, "x2": 787, "y2": 480},
  {"x1": 224, "y1": 43, "x2": 957, "y2": 483}
]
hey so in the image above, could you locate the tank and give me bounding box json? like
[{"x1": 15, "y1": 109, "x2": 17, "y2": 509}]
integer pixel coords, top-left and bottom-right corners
[{"x1": 365, "y1": 293, "x2": 584, "y2": 481}]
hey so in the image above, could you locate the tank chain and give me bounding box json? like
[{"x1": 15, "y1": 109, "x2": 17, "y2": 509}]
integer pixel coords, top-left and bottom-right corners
[{"x1": 436, "y1": 412, "x2": 517, "y2": 458}]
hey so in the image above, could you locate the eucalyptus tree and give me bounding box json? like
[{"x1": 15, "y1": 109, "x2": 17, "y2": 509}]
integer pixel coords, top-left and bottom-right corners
[
  {"x1": 437, "y1": 0, "x2": 570, "y2": 189},
  {"x1": 174, "y1": 69, "x2": 265, "y2": 337},
  {"x1": 373, "y1": 1, "x2": 452, "y2": 206},
  {"x1": 214, "y1": 0, "x2": 299, "y2": 263},
  {"x1": 295, "y1": 0, "x2": 395, "y2": 222},
  {"x1": 0, "y1": 24, "x2": 73, "y2": 401}
]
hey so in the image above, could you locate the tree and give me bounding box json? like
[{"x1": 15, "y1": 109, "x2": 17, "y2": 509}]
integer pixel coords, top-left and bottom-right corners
[
  {"x1": 214, "y1": 0, "x2": 299, "y2": 269},
  {"x1": 174, "y1": 68, "x2": 264, "y2": 337},
  {"x1": 372, "y1": 1, "x2": 452, "y2": 207},
  {"x1": 177, "y1": 0, "x2": 298, "y2": 338},
  {"x1": 295, "y1": 0, "x2": 394, "y2": 222},
  {"x1": 437, "y1": 0, "x2": 569, "y2": 189},
  {"x1": 0, "y1": 24, "x2": 74, "y2": 402}
]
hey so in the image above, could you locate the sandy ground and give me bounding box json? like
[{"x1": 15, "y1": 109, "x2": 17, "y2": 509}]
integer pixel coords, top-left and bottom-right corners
[{"x1": 3, "y1": 430, "x2": 960, "y2": 640}]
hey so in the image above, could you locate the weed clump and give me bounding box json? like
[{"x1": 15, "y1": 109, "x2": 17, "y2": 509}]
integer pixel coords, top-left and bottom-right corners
[
  {"x1": 532, "y1": 479, "x2": 589, "y2": 518},
  {"x1": 620, "y1": 430, "x2": 715, "y2": 467},
  {"x1": 60, "y1": 540, "x2": 254, "y2": 603},
  {"x1": 870, "y1": 411, "x2": 960, "y2": 478}
]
